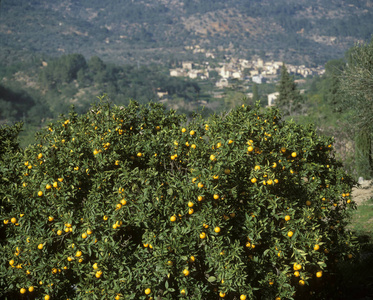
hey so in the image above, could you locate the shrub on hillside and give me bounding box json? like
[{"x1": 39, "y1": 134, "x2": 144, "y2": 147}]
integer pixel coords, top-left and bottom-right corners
[{"x1": 0, "y1": 99, "x2": 358, "y2": 300}]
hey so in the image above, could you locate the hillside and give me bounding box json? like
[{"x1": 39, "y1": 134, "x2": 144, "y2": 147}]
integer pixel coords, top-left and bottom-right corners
[{"x1": 1, "y1": 0, "x2": 373, "y2": 66}]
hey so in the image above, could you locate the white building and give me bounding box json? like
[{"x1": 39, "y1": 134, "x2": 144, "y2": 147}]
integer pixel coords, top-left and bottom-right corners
[{"x1": 267, "y1": 92, "x2": 279, "y2": 107}]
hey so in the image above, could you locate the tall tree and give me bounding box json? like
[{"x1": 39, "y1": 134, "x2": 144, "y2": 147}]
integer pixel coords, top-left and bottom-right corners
[
  {"x1": 252, "y1": 83, "x2": 259, "y2": 102},
  {"x1": 340, "y1": 38, "x2": 373, "y2": 178},
  {"x1": 276, "y1": 63, "x2": 302, "y2": 116}
]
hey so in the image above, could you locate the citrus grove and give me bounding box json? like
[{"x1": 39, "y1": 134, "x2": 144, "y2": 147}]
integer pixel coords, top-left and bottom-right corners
[{"x1": 0, "y1": 99, "x2": 359, "y2": 299}]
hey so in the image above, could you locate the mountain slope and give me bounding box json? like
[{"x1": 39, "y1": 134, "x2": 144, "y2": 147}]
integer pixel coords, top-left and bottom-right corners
[{"x1": 1, "y1": 0, "x2": 372, "y2": 65}]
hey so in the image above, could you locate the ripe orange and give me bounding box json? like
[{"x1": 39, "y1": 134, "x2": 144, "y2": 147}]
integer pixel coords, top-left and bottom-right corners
[
  {"x1": 189, "y1": 256, "x2": 195, "y2": 263},
  {"x1": 247, "y1": 146, "x2": 254, "y2": 152},
  {"x1": 213, "y1": 194, "x2": 219, "y2": 200},
  {"x1": 183, "y1": 269, "x2": 190, "y2": 276},
  {"x1": 87, "y1": 229, "x2": 92, "y2": 235},
  {"x1": 200, "y1": 232, "x2": 206, "y2": 239},
  {"x1": 181, "y1": 289, "x2": 186, "y2": 295},
  {"x1": 197, "y1": 182, "x2": 204, "y2": 188},
  {"x1": 181, "y1": 128, "x2": 186, "y2": 133},
  {"x1": 251, "y1": 178, "x2": 257, "y2": 183},
  {"x1": 219, "y1": 291, "x2": 226, "y2": 297},
  {"x1": 291, "y1": 152, "x2": 297, "y2": 157},
  {"x1": 210, "y1": 154, "x2": 216, "y2": 161},
  {"x1": 294, "y1": 271, "x2": 300, "y2": 277},
  {"x1": 38, "y1": 244, "x2": 43, "y2": 250},
  {"x1": 38, "y1": 191, "x2": 43, "y2": 197},
  {"x1": 188, "y1": 208, "x2": 194, "y2": 215},
  {"x1": 240, "y1": 295, "x2": 247, "y2": 300},
  {"x1": 314, "y1": 244, "x2": 320, "y2": 251},
  {"x1": 82, "y1": 233, "x2": 88, "y2": 239},
  {"x1": 75, "y1": 250, "x2": 82, "y2": 257},
  {"x1": 95, "y1": 270, "x2": 102, "y2": 278},
  {"x1": 316, "y1": 271, "x2": 323, "y2": 278},
  {"x1": 144, "y1": 288, "x2": 151, "y2": 295},
  {"x1": 287, "y1": 231, "x2": 294, "y2": 237},
  {"x1": 11, "y1": 217, "x2": 17, "y2": 224},
  {"x1": 170, "y1": 215, "x2": 176, "y2": 222},
  {"x1": 20, "y1": 288, "x2": 26, "y2": 294},
  {"x1": 284, "y1": 215, "x2": 291, "y2": 221},
  {"x1": 93, "y1": 263, "x2": 98, "y2": 270},
  {"x1": 44, "y1": 295, "x2": 50, "y2": 300},
  {"x1": 57, "y1": 230, "x2": 62, "y2": 235},
  {"x1": 298, "y1": 280, "x2": 305, "y2": 286},
  {"x1": 9, "y1": 259, "x2": 15, "y2": 266},
  {"x1": 48, "y1": 216, "x2": 54, "y2": 222},
  {"x1": 120, "y1": 199, "x2": 127, "y2": 205},
  {"x1": 214, "y1": 226, "x2": 221, "y2": 233},
  {"x1": 190, "y1": 130, "x2": 195, "y2": 136},
  {"x1": 188, "y1": 201, "x2": 194, "y2": 207},
  {"x1": 28, "y1": 286, "x2": 34, "y2": 292},
  {"x1": 254, "y1": 165, "x2": 261, "y2": 171},
  {"x1": 46, "y1": 184, "x2": 52, "y2": 190}
]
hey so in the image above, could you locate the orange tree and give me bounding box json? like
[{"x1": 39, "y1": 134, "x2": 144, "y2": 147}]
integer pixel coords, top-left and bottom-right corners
[{"x1": 0, "y1": 99, "x2": 359, "y2": 299}]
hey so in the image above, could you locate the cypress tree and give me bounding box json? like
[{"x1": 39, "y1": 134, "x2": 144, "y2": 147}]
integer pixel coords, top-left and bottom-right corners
[{"x1": 276, "y1": 63, "x2": 302, "y2": 116}]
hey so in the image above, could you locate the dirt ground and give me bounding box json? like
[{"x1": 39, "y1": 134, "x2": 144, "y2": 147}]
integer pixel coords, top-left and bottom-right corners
[{"x1": 352, "y1": 179, "x2": 373, "y2": 205}]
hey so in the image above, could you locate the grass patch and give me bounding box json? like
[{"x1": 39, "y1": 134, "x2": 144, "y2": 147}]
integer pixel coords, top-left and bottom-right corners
[{"x1": 335, "y1": 197, "x2": 373, "y2": 300}]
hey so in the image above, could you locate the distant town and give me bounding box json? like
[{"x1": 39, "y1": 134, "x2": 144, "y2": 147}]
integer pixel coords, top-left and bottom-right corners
[{"x1": 169, "y1": 45, "x2": 325, "y2": 87}]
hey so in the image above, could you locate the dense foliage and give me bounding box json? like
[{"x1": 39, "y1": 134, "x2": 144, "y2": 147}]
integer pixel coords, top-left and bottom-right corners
[{"x1": 0, "y1": 100, "x2": 359, "y2": 299}]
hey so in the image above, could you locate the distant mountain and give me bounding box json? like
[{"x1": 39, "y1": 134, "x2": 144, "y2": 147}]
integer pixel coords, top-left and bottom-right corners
[{"x1": 1, "y1": 0, "x2": 373, "y2": 66}]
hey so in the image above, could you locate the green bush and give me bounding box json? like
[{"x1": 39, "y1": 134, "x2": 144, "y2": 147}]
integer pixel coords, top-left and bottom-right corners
[{"x1": 0, "y1": 99, "x2": 359, "y2": 300}]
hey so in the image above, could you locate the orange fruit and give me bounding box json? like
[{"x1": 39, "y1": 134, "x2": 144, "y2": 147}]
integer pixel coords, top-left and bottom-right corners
[
  {"x1": 183, "y1": 269, "x2": 190, "y2": 276},
  {"x1": 57, "y1": 230, "x2": 62, "y2": 235},
  {"x1": 38, "y1": 191, "x2": 43, "y2": 197},
  {"x1": 291, "y1": 152, "x2": 297, "y2": 157},
  {"x1": 190, "y1": 130, "x2": 195, "y2": 136},
  {"x1": 287, "y1": 231, "x2": 294, "y2": 237},
  {"x1": 188, "y1": 201, "x2": 194, "y2": 207},
  {"x1": 240, "y1": 295, "x2": 247, "y2": 300},
  {"x1": 294, "y1": 271, "x2": 300, "y2": 277},
  {"x1": 213, "y1": 194, "x2": 219, "y2": 200},
  {"x1": 75, "y1": 250, "x2": 82, "y2": 257},
  {"x1": 314, "y1": 244, "x2": 320, "y2": 251},
  {"x1": 170, "y1": 215, "x2": 176, "y2": 222},
  {"x1": 38, "y1": 244, "x2": 43, "y2": 250},
  {"x1": 189, "y1": 256, "x2": 195, "y2": 263},
  {"x1": 214, "y1": 227, "x2": 221, "y2": 233},
  {"x1": 316, "y1": 271, "x2": 323, "y2": 278},
  {"x1": 11, "y1": 217, "x2": 17, "y2": 224},
  {"x1": 48, "y1": 216, "x2": 54, "y2": 222},
  {"x1": 284, "y1": 215, "x2": 291, "y2": 221},
  {"x1": 298, "y1": 280, "x2": 305, "y2": 286},
  {"x1": 44, "y1": 295, "x2": 50, "y2": 300},
  {"x1": 144, "y1": 288, "x2": 151, "y2": 295},
  {"x1": 46, "y1": 184, "x2": 52, "y2": 190},
  {"x1": 251, "y1": 178, "x2": 257, "y2": 183},
  {"x1": 20, "y1": 288, "x2": 26, "y2": 294},
  {"x1": 219, "y1": 291, "x2": 226, "y2": 297},
  {"x1": 28, "y1": 286, "x2": 34, "y2": 292},
  {"x1": 200, "y1": 232, "x2": 206, "y2": 239}
]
